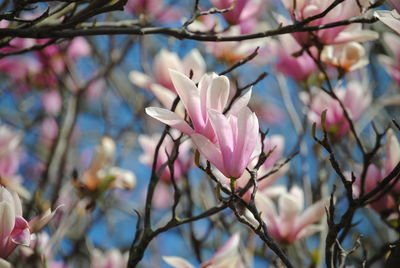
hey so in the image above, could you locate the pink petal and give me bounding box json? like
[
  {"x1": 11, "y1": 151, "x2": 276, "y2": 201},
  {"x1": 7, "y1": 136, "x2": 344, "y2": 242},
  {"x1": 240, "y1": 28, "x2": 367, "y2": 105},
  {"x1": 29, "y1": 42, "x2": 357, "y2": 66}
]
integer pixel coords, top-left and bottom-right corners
[
  {"x1": 207, "y1": 76, "x2": 230, "y2": 112},
  {"x1": 190, "y1": 134, "x2": 225, "y2": 176},
  {"x1": 227, "y1": 88, "x2": 252, "y2": 116},
  {"x1": 145, "y1": 107, "x2": 194, "y2": 135},
  {"x1": 129, "y1": 71, "x2": 153, "y2": 90},
  {"x1": 0, "y1": 203, "x2": 14, "y2": 242},
  {"x1": 169, "y1": 70, "x2": 205, "y2": 130},
  {"x1": 294, "y1": 199, "x2": 326, "y2": 236},
  {"x1": 182, "y1": 49, "x2": 206, "y2": 83}
]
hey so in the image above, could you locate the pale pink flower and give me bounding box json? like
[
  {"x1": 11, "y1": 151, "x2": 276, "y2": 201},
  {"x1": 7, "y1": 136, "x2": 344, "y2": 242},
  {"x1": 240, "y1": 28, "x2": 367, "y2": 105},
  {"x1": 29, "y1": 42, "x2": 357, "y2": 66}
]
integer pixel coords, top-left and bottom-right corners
[
  {"x1": 321, "y1": 42, "x2": 369, "y2": 72},
  {"x1": 90, "y1": 248, "x2": 128, "y2": 268},
  {"x1": 0, "y1": 125, "x2": 23, "y2": 177},
  {"x1": 273, "y1": 34, "x2": 317, "y2": 81},
  {"x1": 0, "y1": 187, "x2": 30, "y2": 258},
  {"x1": 40, "y1": 117, "x2": 59, "y2": 146},
  {"x1": 281, "y1": 0, "x2": 378, "y2": 45},
  {"x1": 125, "y1": 0, "x2": 181, "y2": 22},
  {"x1": 375, "y1": 9, "x2": 400, "y2": 34},
  {"x1": 211, "y1": 0, "x2": 266, "y2": 32},
  {"x1": 66, "y1": 37, "x2": 91, "y2": 60},
  {"x1": 301, "y1": 81, "x2": 371, "y2": 138},
  {"x1": 163, "y1": 233, "x2": 248, "y2": 268},
  {"x1": 138, "y1": 131, "x2": 192, "y2": 182},
  {"x1": 130, "y1": 49, "x2": 205, "y2": 107},
  {"x1": 191, "y1": 107, "x2": 259, "y2": 179},
  {"x1": 378, "y1": 32, "x2": 400, "y2": 85},
  {"x1": 146, "y1": 70, "x2": 250, "y2": 142},
  {"x1": 256, "y1": 186, "x2": 326, "y2": 244},
  {"x1": 42, "y1": 90, "x2": 62, "y2": 115},
  {"x1": 387, "y1": 0, "x2": 400, "y2": 12}
]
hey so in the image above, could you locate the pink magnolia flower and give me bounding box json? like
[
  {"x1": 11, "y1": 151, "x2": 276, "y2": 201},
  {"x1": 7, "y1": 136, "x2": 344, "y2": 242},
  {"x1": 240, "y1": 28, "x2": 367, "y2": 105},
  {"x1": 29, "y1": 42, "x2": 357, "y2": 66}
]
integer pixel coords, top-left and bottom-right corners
[
  {"x1": 125, "y1": 0, "x2": 181, "y2": 22},
  {"x1": 256, "y1": 186, "x2": 326, "y2": 244},
  {"x1": 191, "y1": 107, "x2": 259, "y2": 179},
  {"x1": 378, "y1": 32, "x2": 400, "y2": 85},
  {"x1": 301, "y1": 81, "x2": 371, "y2": 138},
  {"x1": 138, "y1": 131, "x2": 192, "y2": 182},
  {"x1": 163, "y1": 233, "x2": 249, "y2": 268},
  {"x1": 281, "y1": 0, "x2": 378, "y2": 45},
  {"x1": 272, "y1": 34, "x2": 317, "y2": 81},
  {"x1": 352, "y1": 129, "x2": 400, "y2": 213},
  {"x1": 130, "y1": 49, "x2": 205, "y2": 107},
  {"x1": 146, "y1": 70, "x2": 251, "y2": 142},
  {"x1": 210, "y1": 0, "x2": 266, "y2": 32},
  {"x1": 321, "y1": 42, "x2": 369, "y2": 72},
  {"x1": 0, "y1": 125, "x2": 23, "y2": 177},
  {"x1": 90, "y1": 248, "x2": 128, "y2": 268},
  {"x1": 375, "y1": 9, "x2": 400, "y2": 34},
  {"x1": 0, "y1": 187, "x2": 30, "y2": 258}
]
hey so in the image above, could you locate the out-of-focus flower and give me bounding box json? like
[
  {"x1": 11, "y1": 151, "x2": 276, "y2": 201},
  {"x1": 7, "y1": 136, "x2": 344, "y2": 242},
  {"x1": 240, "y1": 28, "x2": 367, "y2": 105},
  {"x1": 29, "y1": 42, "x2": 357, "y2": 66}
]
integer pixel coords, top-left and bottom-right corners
[
  {"x1": 0, "y1": 125, "x2": 23, "y2": 177},
  {"x1": 90, "y1": 248, "x2": 128, "y2": 268},
  {"x1": 272, "y1": 34, "x2": 317, "y2": 81},
  {"x1": 387, "y1": 0, "x2": 400, "y2": 12},
  {"x1": 211, "y1": 0, "x2": 266, "y2": 32},
  {"x1": 163, "y1": 233, "x2": 249, "y2": 268},
  {"x1": 0, "y1": 187, "x2": 30, "y2": 258},
  {"x1": 130, "y1": 49, "x2": 205, "y2": 107},
  {"x1": 125, "y1": 0, "x2": 181, "y2": 22},
  {"x1": 191, "y1": 107, "x2": 259, "y2": 179},
  {"x1": 80, "y1": 137, "x2": 136, "y2": 192},
  {"x1": 321, "y1": 42, "x2": 369, "y2": 72},
  {"x1": 378, "y1": 32, "x2": 400, "y2": 85},
  {"x1": 301, "y1": 81, "x2": 371, "y2": 138},
  {"x1": 281, "y1": 0, "x2": 378, "y2": 45},
  {"x1": 255, "y1": 186, "x2": 326, "y2": 244},
  {"x1": 138, "y1": 131, "x2": 192, "y2": 182},
  {"x1": 42, "y1": 90, "x2": 62, "y2": 115},
  {"x1": 146, "y1": 70, "x2": 251, "y2": 142},
  {"x1": 40, "y1": 117, "x2": 59, "y2": 146},
  {"x1": 352, "y1": 129, "x2": 400, "y2": 213},
  {"x1": 375, "y1": 9, "x2": 400, "y2": 34}
]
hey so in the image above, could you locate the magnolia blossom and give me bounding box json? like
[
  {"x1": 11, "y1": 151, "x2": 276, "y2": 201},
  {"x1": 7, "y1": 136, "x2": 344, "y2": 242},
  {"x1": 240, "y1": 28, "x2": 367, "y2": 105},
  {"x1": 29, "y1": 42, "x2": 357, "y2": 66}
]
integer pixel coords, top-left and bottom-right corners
[
  {"x1": 125, "y1": 0, "x2": 181, "y2": 22},
  {"x1": 273, "y1": 34, "x2": 317, "y2": 81},
  {"x1": 130, "y1": 49, "x2": 206, "y2": 107},
  {"x1": 163, "y1": 233, "x2": 248, "y2": 268},
  {"x1": 191, "y1": 107, "x2": 259, "y2": 179},
  {"x1": 0, "y1": 187, "x2": 30, "y2": 258},
  {"x1": 81, "y1": 137, "x2": 136, "y2": 191},
  {"x1": 378, "y1": 32, "x2": 400, "y2": 85},
  {"x1": 138, "y1": 131, "x2": 192, "y2": 182},
  {"x1": 146, "y1": 70, "x2": 251, "y2": 142},
  {"x1": 42, "y1": 90, "x2": 62, "y2": 115},
  {"x1": 281, "y1": 0, "x2": 378, "y2": 45},
  {"x1": 301, "y1": 81, "x2": 371, "y2": 138},
  {"x1": 210, "y1": 0, "x2": 265, "y2": 33},
  {"x1": 321, "y1": 42, "x2": 369, "y2": 72},
  {"x1": 375, "y1": 9, "x2": 400, "y2": 34},
  {"x1": 0, "y1": 125, "x2": 23, "y2": 177},
  {"x1": 255, "y1": 186, "x2": 326, "y2": 244},
  {"x1": 90, "y1": 248, "x2": 128, "y2": 268},
  {"x1": 352, "y1": 129, "x2": 400, "y2": 213}
]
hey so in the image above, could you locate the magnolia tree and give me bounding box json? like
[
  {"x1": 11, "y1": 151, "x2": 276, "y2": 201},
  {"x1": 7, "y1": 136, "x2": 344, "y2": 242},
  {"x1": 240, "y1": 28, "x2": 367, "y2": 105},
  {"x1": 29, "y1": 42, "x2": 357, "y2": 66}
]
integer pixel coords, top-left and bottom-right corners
[{"x1": 0, "y1": 0, "x2": 399, "y2": 267}]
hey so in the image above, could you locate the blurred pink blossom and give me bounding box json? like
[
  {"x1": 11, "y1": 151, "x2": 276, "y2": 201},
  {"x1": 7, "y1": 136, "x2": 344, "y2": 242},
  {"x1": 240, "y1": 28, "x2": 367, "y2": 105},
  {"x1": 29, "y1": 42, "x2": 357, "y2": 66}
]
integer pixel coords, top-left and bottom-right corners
[
  {"x1": 255, "y1": 186, "x2": 326, "y2": 244},
  {"x1": 211, "y1": 0, "x2": 266, "y2": 32},
  {"x1": 0, "y1": 125, "x2": 23, "y2": 177},
  {"x1": 130, "y1": 49, "x2": 205, "y2": 107},
  {"x1": 378, "y1": 32, "x2": 400, "y2": 85},
  {"x1": 321, "y1": 42, "x2": 369, "y2": 72},
  {"x1": 40, "y1": 117, "x2": 59, "y2": 146},
  {"x1": 0, "y1": 187, "x2": 30, "y2": 258},
  {"x1": 301, "y1": 81, "x2": 371, "y2": 138},
  {"x1": 125, "y1": 0, "x2": 181, "y2": 22},
  {"x1": 138, "y1": 131, "x2": 192, "y2": 182},
  {"x1": 42, "y1": 90, "x2": 62, "y2": 115},
  {"x1": 164, "y1": 233, "x2": 249, "y2": 267},
  {"x1": 90, "y1": 248, "x2": 128, "y2": 268},
  {"x1": 387, "y1": 0, "x2": 400, "y2": 12},
  {"x1": 191, "y1": 107, "x2": 259, "y2": 179},
  {"x1": 272, "y1": 34, "x2": 317, "y2": 81},
  {"x1": 281, "y1": 0, "x2": 378, "y2": 45}
]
